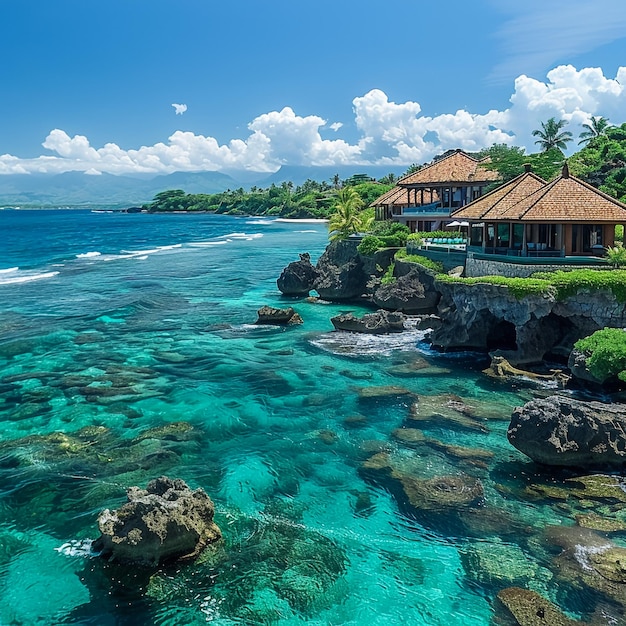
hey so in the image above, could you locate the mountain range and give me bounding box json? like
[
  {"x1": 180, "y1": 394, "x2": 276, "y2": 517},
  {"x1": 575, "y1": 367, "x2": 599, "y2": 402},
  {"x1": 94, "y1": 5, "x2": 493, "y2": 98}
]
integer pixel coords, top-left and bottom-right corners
[{"x1": 0, "y1": 165, "x2": 406, "y2": 208}]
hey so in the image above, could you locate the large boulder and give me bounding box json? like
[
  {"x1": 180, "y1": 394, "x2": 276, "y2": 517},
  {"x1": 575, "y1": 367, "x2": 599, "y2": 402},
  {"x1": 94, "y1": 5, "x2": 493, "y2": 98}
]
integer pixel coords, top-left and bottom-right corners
[
  {"x1": 373, "y1": 269, "x2": 439, "y2": 313},
  {"x1": 508, "y1": 396, "x2": 626, "y2": 468},
  {"x1": 331, "y1": 310, "x2": 405, "y2": 334},
  {"x1": 255, "y1": 306, "x2": 303, "y2": 325},
  {"x1": 93, "y1": 476, "x2": 221, "y2": 566},
  {"x1": 277, "y1": 253, "x2": 318, "y2": 296},
  {"x1": 314, "y1": 239, "x2": 369, "y2": 301},
  {"x1": 373, "y1": 258, "x2": 440, "y2": 313}
]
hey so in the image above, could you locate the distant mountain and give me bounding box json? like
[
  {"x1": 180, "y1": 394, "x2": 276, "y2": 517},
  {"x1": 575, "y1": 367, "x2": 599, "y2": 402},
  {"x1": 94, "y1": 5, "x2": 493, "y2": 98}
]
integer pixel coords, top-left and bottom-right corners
[
  {"x1": 0, "y1": 170, "x2": 240, "y2": 207},
  {"x1": 0, "y1": 165, "x2": 407, "y2": 207}
]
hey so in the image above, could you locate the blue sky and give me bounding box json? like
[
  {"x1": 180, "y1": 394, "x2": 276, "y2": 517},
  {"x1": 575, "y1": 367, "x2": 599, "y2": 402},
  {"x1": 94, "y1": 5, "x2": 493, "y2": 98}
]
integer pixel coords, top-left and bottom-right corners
[{"x1": 1, "y1": 0, "x2": 625, "y2": 176}]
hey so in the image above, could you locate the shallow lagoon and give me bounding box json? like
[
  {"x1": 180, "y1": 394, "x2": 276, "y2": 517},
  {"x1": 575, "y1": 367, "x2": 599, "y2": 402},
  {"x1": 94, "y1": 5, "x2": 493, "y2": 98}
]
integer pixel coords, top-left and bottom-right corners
[{"x1": 0, "y1": 209, "x2": 622, "y2": 624}]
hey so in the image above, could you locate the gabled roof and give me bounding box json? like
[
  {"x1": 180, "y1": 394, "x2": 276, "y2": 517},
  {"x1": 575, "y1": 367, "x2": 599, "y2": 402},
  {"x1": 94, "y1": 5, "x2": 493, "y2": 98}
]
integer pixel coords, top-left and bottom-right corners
[
  {"x1": 370, "y1": 185, "x2": 407, "y2": 207},
  {"x1": 370, "y1": 185, "x2": 442, "y2": 208},
  {"x1": 398, "y1": 150, "x2": 501, "y2": 186},
  {"x1": 451, "y1": 171, "x2": 547, "y2": 220},
  {"x1": 453, "y1": 164, "x2": 626, "y2": 223}
]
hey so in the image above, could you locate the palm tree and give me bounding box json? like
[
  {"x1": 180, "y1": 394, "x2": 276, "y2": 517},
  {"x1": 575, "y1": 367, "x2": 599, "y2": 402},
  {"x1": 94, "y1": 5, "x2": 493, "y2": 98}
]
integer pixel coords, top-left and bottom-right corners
[
  {"x1": 328, "y1": 188, "x2": 365, "y2": 241},
  {"x1": 532, "y1": 118, "x2": 573, "y2": 152},
  {"x1": 578, "y1": 116, "x2": 612, "y2": 145}
]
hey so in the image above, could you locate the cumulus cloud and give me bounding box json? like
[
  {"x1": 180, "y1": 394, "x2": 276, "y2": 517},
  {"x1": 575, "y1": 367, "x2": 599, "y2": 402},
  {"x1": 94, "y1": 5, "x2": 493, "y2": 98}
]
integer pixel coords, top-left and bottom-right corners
[
  {"x1": 1, "y1": 64, "x2": 625, "y2": 176},
  {"x1": 172, "y1": 103, "x2": 187, "y2": 115}
]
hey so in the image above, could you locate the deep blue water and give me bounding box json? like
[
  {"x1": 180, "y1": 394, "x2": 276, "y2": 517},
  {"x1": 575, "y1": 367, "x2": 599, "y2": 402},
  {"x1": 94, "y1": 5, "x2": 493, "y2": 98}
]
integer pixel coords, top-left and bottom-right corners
[{"x1": 0, "y1": 209, "x2": 612, "y2": 625}]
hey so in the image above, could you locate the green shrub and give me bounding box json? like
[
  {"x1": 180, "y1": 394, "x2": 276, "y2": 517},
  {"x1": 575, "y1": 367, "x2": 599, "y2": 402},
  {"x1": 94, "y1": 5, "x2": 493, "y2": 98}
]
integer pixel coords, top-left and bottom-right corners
[
  {"x1": 395, "y1": 249, "x2": 444, "y2": 273},
  {"x1": 381, "y1": 263, "x2": 396, "y2": 285},
  {"x1": 370, "y1": 221, "x2": 410, "y2": 246},
  {"x1": 357, "y1": 235, "x2": 385, "y2": 256},
  {"x1": 574, "y1": 328, "x2": 626, "y2": 382},
  {"x1": 605, "y1": 244, "x2": 626, "y2": 268},
  {"x1": 532, "y1": 269, "x2": 626, "y2": 302}
]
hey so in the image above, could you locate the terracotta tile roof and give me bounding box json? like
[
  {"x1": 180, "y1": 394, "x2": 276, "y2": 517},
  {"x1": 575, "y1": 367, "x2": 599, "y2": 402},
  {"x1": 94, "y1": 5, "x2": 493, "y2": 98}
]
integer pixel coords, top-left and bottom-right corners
[
  {"x1": 453, "y1": 164, "x2": 626, "y2": 223},
  {"x1": 370, "y1": 186, "x2": 441, "y2": 207},
  {"x1": 508, "y1": 166, "x2": 626, "y2": 222},
  {"x1": 370, "y1": 186, "x2": 407, "y2": 207},
  {"x1": 451, "y1": 171, "x2": 547, "y2": 220},
  {"x1": 398, "y1": 150, "x2": 501, "y2": 186}
]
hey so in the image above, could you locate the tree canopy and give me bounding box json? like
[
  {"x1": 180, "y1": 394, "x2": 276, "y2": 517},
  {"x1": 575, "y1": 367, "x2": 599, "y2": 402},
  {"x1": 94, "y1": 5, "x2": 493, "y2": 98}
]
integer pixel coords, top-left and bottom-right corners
[{"x1": 532, "y1": 117, "x2": 573, "y2": 152}]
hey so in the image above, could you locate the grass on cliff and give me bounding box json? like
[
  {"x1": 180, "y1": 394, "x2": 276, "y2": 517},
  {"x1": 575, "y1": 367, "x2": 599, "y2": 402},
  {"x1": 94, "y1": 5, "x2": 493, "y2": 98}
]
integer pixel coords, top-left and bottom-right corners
[
  {"x1": 437, "y1": 269, "x2": 626, "y2": 301},
  {"x1": 394, "y1": 249, "x2": 444, "y2": 273}
]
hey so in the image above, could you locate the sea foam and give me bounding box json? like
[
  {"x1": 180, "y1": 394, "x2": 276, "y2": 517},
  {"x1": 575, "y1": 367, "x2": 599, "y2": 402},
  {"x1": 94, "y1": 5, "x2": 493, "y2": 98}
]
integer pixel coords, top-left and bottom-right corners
[{"x1": 0, "y1": 270, "x2": 59, "y2": 285}]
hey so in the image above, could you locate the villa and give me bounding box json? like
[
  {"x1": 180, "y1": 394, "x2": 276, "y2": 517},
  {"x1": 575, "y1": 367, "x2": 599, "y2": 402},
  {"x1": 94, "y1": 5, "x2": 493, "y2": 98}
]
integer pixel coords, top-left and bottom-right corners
[
  {"x1": 452, "y1": 163, "x2": 626, "y2": 258},
  {"x1": 372, "y1": 149, "x2": 501, "y2": 232}
]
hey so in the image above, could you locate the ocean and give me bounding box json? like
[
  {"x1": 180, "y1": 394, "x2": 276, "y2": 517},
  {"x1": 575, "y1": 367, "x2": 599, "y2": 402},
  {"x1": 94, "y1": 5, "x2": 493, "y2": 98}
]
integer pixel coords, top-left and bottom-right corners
[{"x1": 0, "y1": 209, "x2": 606, "y2": 624}]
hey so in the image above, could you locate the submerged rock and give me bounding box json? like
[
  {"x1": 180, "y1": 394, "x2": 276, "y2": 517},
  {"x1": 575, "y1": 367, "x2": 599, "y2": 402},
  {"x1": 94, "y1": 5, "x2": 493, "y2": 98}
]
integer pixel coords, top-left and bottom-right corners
[
  {"x1": 93, "y1": 476, "x2": 221, "y2": 566},
  {"x1": 496, "y1": 587, "x2": 581, "y2": 626},
  {"x1": 277, "y1": 253, "x2": 319, "y2": 296},
  {"x1": 255, "y1": 305, "x2": 303, "y2": 325},
  {"x1": 508, "y1": 395, "x2": 626, "y2": 468},
  {"x1": 330, "y1": 310, "x2": 405, "y2": 334}
]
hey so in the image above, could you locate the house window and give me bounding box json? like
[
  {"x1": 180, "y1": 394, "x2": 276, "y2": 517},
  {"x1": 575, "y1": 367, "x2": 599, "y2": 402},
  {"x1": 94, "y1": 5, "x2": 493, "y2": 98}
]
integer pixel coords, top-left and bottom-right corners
[{"x1": 497, "y1": 223, "x2": 510, "y2": 248}]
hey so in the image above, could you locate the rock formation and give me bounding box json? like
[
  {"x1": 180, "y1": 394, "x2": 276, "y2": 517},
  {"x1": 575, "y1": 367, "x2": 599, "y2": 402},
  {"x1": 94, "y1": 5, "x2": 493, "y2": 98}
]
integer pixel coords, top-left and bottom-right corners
[
  {"x1": 313, "y1": 239, "x2": 369, "y2": 301},
  {"x1": 93, "y1": 476, "x2": 221, "y2": 566},
  {"x1": 276, "y1": 253, "x2": 318, "y2": 296},
  {"x1": 508, "y1": 395, "x2": 626, "y2": 468},
  {"x1": 330, "y1": 310, "x2": 405, "y2": 334},
  {"x1": 431, "y1": 281, "x2": 626, "y2": 365},
  {"x1": 255, "y1": 305, "x2": 303, "y2": 325}
]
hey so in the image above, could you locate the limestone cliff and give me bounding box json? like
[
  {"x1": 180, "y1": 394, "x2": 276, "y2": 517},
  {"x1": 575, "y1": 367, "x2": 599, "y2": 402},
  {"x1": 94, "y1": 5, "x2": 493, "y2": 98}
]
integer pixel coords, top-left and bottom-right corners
[{"x1": 431, "y1": 280, "x2": 626, "y2": 365}]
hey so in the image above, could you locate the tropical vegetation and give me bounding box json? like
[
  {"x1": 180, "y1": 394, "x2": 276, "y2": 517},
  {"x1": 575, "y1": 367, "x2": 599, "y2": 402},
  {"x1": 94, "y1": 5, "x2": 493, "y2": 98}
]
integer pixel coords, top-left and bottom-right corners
[
  {"x1": 144, "y1": 178, "x2": 392, "y2": 220},
  {"x1": 574, "y1": 328, "x2": 626, "y2": 383},
  {"x1": 439, "y1": 269, "x2": 626, "y2": 302},
  {"x1": 531, "y1": 117, "x2": 573, "y2": 152}
]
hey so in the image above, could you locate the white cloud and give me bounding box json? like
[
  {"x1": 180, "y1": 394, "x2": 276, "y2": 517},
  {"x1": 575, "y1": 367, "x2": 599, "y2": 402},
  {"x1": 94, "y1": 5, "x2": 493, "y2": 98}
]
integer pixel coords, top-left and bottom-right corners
[
  {"x1": 0, "y1": 64, "x2": 625, "y2": 176},
  {"x1": 329, "y1": 122, "x2": 343, "y2": 132},
  {"x1": 172, "y1": 103, "x2": 187, "y2": 115}
]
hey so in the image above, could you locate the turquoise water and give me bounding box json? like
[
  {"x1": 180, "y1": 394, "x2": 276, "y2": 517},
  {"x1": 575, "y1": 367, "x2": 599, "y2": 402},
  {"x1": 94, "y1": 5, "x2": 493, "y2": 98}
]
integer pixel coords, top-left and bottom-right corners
[{"x1": 0, "y1": 209, "x2": 616, "y2": 625}]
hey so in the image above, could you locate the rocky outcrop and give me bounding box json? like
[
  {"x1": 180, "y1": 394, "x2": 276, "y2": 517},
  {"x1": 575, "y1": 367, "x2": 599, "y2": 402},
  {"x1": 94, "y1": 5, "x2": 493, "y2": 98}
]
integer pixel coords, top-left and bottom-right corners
[
  {"x1": 277, "y1": 253, "x2": 318, "y2": 296},
  {"x1": 431, "y1": 280, "x2": 626, "y2": 365},
  {"x1": 331, "y1": 310, "x2": 405, "y2": 333},
  {"x1": 313, "y1": 239, "x2": 369, "y2": 301},
  {"x1": 567, "y1": 348, "x2": 605, "y2": 385},
  {"x1": 255, "y1": 306, "x2": 303, "y2": 325},
  {"x1": 372, "y1": 258, "x2": 440, "y2": 313},
  {"x1": 93, "y1": 476, "x2": 221, "y2": 566},
  {"x1": 508, "y1": 395, "x2": 626, "y2": 468}
]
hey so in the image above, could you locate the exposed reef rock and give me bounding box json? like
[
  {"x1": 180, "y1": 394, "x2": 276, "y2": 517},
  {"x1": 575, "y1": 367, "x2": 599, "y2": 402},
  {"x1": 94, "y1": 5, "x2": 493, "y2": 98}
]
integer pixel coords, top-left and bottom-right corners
[
  {"x1": 567, "y1": 348, "x2": 605, "y2": 385},
  {"x1": 431, "y1": 280, "x2": 626, "y2": 366},
  {"x1": 373, "y1": 258, "x2": 441, "y2": 314},
  {"x1": 330, "y1": 310, "x2": 405, "y2": 334},
  {"x1": 255, "y1": 305, "x2": 303, "y2": 325},
  {"x1": 313, "y1": 239, "x2": 369, "y2": 301},
  {"x1": 276, "y1": 253, "x2": 318, "y2": 296},
  {"x1": 93, "y1": 476, "x2": 221, "y2": 566},
  {"x1": 508, "y1": 395, "x2": 626, "y2": 468}
]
